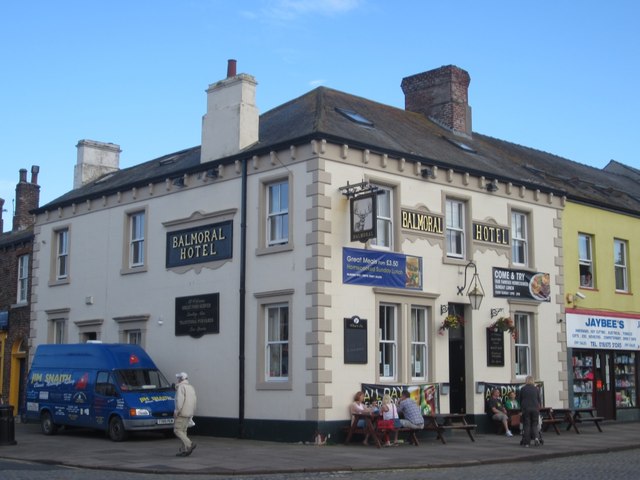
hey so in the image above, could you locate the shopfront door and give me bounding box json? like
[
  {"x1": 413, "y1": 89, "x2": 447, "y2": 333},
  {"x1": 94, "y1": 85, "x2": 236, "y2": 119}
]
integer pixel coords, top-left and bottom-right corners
[{"x1": 594, "y1": 351, "x2": 615, "y2": 419}]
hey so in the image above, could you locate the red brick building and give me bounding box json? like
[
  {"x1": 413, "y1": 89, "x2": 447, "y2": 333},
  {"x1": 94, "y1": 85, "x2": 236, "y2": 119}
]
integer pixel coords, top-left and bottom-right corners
[{"x1": 0, "y1": 166, "x2": 40, "y2": 414}]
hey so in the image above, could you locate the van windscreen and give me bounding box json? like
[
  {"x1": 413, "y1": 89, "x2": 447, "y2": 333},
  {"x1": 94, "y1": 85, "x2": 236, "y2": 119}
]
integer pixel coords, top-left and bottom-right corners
[{"x1": 116, "y1": 369, "x2": 172, "y2": 391}]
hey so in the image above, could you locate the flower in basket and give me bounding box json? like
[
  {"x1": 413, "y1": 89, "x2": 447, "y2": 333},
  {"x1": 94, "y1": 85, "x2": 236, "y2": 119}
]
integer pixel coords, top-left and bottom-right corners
[
  {"x1": 438, "y1": 314, "x2": 464, "y2": 335},
  {"x1": 489, "y1": 316, "x2": 517, "y2": 340}
]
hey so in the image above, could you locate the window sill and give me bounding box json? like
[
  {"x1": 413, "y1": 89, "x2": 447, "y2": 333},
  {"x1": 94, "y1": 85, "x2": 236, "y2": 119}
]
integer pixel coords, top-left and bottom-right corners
[
  {"x1": 120, "y1": 265, "x2": 148, "y2": 275},
  {"x1": 256, "y1": 243, "x2": 293, "y2": 256},
  {"x1": 256, "y1": 380, "x2": 292, "y2": 390}
]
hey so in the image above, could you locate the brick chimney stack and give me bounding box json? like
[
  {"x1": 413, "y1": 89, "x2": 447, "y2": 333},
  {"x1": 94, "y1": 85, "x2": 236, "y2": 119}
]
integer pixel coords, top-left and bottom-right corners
[
  {"x1": 401, "y1": 65, "x2": 472, "y2": 137},
  {"x1": 13, "y1": 165, "x2": 41, "y2": 232}
]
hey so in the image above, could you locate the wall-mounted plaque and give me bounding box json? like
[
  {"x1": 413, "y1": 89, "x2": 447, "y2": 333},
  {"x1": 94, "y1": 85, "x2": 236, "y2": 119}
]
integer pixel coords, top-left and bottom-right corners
[{"x1": 175, "y1": 293, "x2": 219, "y2": 338}]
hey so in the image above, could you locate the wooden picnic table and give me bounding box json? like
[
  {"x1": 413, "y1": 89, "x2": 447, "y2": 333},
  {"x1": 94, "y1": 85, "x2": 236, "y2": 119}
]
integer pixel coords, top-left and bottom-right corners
[
  {"x1": 344, "y1": 412, "x2": 383, "y2": 448},
  {"x1": 424, "y1": 413, "x2": 476, "y2": 444},
  {"x1": 567, "y1": 408, "x2": 605, "y2": 433}
]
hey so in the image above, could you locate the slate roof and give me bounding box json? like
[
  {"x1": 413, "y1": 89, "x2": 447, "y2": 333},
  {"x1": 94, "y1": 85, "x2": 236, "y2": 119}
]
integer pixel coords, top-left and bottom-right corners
[{"x1": 35, "y1": 85, "x2": 640, "y2": 217}]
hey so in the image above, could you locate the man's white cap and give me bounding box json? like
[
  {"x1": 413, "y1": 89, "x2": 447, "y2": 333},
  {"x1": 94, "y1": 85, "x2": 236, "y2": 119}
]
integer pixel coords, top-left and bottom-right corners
[{"x1": 176, "y1": 372, "x2": 188, "y2": 380}]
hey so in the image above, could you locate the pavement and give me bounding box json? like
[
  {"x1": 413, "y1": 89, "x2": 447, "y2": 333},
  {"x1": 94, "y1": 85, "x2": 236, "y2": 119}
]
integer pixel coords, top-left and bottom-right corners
[{"x1": 1, "y1": 420, "x2": 640, "y2": 475}]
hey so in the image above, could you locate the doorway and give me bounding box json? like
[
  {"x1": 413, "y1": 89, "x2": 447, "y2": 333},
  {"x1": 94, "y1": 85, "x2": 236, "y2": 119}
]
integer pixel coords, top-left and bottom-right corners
[
  {"x1": 593, "y1": 351, "x2": 614, "y2": 419},
  {"x1": 447, "y1": 303, "x2": 466, "y2": 414}
]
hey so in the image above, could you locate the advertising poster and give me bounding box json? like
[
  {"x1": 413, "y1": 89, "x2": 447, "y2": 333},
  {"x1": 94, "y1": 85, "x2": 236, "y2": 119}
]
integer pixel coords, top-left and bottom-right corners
[
  {"x1": 343, "y1": 247, "x2": 422, "y2": 290},
  {"x1": 492, "y1": 267, "x2": 550, "y2": 302},
  {"x1": 482, "y1": 382, "x2": 545, "y2": 408},
  {"x1": 361, "y1": 383, "x2": 439, "y2": 415}
]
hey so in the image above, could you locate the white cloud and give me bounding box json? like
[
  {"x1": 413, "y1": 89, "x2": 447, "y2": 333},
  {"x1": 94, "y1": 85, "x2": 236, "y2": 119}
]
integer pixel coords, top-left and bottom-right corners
[
  {"x1": 263, "y1": 0, "x2": 363, "y2": 21},
  {"x1": 309, "y1": 79, "x2": 326, "y2": 88}
]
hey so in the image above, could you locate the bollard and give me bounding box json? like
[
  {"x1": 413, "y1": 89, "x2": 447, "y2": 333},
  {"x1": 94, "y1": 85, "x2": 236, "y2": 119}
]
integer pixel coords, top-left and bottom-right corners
[{"x1": 0, "y1": 405, "x2": 17, "y2": 446}]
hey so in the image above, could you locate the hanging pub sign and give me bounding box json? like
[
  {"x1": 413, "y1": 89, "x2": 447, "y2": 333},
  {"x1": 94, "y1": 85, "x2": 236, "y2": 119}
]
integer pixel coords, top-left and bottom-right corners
[
  {"x1": 350, "y1": 193, "x2": 377, "y2": 242},
  {"x1": 343, "y1": 247, "x2": 422, "y2": 290},
  {"x1": 492, "y1": 267, "x2": 551, "y2": 302},
  {"x1": 175, "y1": 293, "x2": 220, "y2": 338},
  {"x1": 344, "y1": 316, "x2": 367, "y2": 364},
  {"x1": 166, "y1": 220, "x2": 232, "y2": 268}
]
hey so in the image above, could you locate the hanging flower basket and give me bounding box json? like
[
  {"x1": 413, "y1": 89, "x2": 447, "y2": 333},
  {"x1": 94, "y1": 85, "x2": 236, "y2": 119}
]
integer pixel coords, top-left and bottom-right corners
[
  {"x1": 438, "y1": 314, "x2": 464, "y2": 335},
  {"x1": 489, "y1": 316, "x2": 517, "y2": 340}
]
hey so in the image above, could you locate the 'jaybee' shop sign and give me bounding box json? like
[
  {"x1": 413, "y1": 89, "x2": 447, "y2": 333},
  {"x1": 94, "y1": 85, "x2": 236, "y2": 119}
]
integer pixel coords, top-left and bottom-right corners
[
  {"x1": 566, "y1": 311, "x2": 640, "y2": 350},
  {"x1": 166, "y1": 221, "x2": 232, "y2": 268}
]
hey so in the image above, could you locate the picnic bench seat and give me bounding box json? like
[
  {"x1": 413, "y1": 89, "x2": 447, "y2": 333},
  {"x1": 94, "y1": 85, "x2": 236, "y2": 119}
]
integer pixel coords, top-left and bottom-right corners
[
  {"x1": 424, "y1": 413, "x2": 476, "y2": 444},
  {"x1": 569, "y1": 408, "x2": 605, "y2": 433}
]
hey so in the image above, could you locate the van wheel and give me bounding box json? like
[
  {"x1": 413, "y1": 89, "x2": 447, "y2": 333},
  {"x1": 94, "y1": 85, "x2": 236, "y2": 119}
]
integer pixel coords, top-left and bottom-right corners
[
  {"x1": 108, "y1": 416, "x2": 129, "y2": 442},
  {"x1": 41, "y1": 411, "x2": 58, "y2": 435}
]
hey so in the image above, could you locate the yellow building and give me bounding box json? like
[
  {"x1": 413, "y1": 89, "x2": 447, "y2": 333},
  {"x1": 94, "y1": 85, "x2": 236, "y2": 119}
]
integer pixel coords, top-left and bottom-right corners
[{"x1": 562, "y1": 199, "x2": 640, "y2": 420}]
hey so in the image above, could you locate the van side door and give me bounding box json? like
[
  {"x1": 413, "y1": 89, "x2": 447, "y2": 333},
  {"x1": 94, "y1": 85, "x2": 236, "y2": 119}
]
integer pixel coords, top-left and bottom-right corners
[{"x1": 94, "y1": 371, "x2": 120, "y2": 428}]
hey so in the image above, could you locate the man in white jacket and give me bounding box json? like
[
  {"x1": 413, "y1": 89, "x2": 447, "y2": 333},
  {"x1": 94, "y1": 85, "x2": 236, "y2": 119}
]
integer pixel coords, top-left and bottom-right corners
[{"x1": 174, "y1": 372, "x2": 197, "y2": 456}]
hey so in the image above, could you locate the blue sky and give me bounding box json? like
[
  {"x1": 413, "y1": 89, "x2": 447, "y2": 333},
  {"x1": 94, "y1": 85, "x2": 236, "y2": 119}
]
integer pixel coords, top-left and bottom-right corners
[{"x1": 2, "y1": 0, "x2": 639, "y2": 231}]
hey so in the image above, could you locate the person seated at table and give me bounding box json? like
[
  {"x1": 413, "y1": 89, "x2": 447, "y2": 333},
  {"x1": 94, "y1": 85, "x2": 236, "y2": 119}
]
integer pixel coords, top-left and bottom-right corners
[
  {"x1": 487, "y1": 388, "x2": 512, "y2": 436},
  {"x1": 350, "y1": 391, "x2": 374, "y2": 445},
  {"x1": 505, "y1": 390, "x2": 522, "y2": 433},
  {"x1": 397, "y1": 390, "x2": 424, "y2": 430},
  {"x1": 505, "y1": 391, "x2": 520, "y2": 410},
  {"x1": 380, "y1": 394, "x2": 399, "y2": 447}
]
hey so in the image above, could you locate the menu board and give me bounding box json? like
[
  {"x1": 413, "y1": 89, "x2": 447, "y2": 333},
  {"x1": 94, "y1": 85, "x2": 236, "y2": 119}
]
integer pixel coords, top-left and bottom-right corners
[
  {"x1": 486, "y1": 328, "x2": 505, "y2": 366},
  {"x1": 344, "y1": 316, "x2": 367, "y2": 364}
]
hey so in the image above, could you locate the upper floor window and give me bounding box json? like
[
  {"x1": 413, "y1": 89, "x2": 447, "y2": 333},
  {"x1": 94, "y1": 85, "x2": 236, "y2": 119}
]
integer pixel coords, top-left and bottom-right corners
[
  {"x1": 514, "y1": 312, "x2": 531, "y2": 377},
  {"x1": 267, "y1": 180, "x2": 289, "y2": 246},
  {"x1": 446, "y1": 199, "x2": 465, "y2": 259},
  {"x1": 578, "y1": 233, "x2": 594, "y2": 288},
  {"x1": 614, "y1": 239, "x2": 628, "y2": 292},
  {"x1": 378, "y1": 303, "x2": 397, "y2": 380},
  {"x1": 410, "y1": 306, "x2": 428, "y2": 381},
  {"x1": 17, "y1": 254, "x2": 29, "y2": 303},
  {"x1": 129, "y1": 211, "x2": 145, "y2": 268},
  {"x1": 511, "y1": 211, "x2": 529, "y2": 266},
  {"x1": 266, "y1": 303, "x2": 289, "y2": 381},
  {"x1": 370, "y1": 186, "x2": 393, "y2": 250},
  {"x1": 56, "y1": 228, "x2": 69, "y2": 280}
]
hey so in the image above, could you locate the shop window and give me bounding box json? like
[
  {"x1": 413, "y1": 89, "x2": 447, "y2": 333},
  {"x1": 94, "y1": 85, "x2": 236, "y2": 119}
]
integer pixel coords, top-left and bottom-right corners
[
  {"x1": 578, "y1": 233, "x2": 594, "y2": 288},
  {"x1": 614, "y1": 352, "x2": 636, "y2": 408}
]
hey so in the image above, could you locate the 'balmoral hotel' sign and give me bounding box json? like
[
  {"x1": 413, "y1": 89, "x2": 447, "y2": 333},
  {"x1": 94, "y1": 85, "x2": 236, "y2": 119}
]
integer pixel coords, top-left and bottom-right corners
[{"x1": 166, "y1": 220, "x2": 233, "y2": 268}]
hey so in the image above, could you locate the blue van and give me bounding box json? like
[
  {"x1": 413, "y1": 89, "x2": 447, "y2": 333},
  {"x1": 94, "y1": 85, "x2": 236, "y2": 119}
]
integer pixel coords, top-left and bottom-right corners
[{"x1": 25, "y1": 343, "x2": 175, "y2": 441}]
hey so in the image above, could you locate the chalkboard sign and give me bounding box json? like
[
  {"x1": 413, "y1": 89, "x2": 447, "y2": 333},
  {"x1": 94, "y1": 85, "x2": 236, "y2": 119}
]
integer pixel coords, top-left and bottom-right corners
[
  {"x1": 486, "y1": 328, "x2": 505, "y2": 366},
  {"x1": 344, "y1": 316, "x2": 367, "y2": 364}
]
